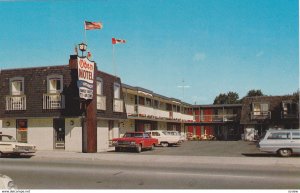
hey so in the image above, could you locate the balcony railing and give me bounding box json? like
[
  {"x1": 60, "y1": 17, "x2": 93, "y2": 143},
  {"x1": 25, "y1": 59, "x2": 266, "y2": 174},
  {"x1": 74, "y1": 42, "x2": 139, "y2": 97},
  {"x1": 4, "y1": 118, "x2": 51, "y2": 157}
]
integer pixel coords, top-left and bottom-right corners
[
  {"x1": 125, "y1": 104, "x2": 194, "y2": 121},
  {"x1": 250, "y1": 111, "x2": 271, "y2": 120},
  {"x1": 281, "y1": 111, "x2": 299, "y2": 119},
  {"x1": 6, "y1": 95, "x2": 26, "y2": 111},
  {"x1": 97, "y1": 95, "x2": 106, "y2": 110},
  {"x1": 194, "y1": 114, "x2": 238, "y2": 122},
  {"x1": 113, "y1": 98, "x2": 124, "y2": 112},
  {"x1": 43, "y1": 93, "x2": 65, "y2": 110}
]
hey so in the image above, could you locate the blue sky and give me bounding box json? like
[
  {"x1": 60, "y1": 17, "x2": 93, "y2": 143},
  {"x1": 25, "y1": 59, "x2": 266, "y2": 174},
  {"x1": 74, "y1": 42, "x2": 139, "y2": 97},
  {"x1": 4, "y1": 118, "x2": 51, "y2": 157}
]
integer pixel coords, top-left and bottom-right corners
[{"x1": 0, "y1": 0, "x2": 298, "y2": 104}]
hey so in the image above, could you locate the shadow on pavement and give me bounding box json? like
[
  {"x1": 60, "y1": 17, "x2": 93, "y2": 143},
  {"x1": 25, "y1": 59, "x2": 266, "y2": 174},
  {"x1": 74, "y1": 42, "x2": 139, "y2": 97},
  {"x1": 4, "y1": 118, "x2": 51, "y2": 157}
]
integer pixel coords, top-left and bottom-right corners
[
  {"x1": 242, "y1": 153, "x2": 300, "y2": 157},
  {"x1": 0, "y1": 154, "x2": 35, "y2": 159}
]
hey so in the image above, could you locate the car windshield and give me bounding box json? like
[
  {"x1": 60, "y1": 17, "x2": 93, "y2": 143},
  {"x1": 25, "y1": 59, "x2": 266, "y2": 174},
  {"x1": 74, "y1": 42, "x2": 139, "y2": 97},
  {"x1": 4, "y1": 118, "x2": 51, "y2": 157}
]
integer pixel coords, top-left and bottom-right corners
[
  {"x1": 0, "y1": 135, "x2": 17, "y2": 142},
  {"x1": 123, "y1": 133, "x2": 144, "y2": 138}
]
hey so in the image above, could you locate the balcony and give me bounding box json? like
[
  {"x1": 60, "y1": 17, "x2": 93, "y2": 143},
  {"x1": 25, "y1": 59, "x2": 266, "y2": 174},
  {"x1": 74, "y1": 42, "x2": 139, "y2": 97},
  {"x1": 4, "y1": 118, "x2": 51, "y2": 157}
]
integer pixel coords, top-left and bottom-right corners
[
  {"x1": 97, "y1": 95, "x2": 106, "y2": 110},
  {"x1": 250, "y1": 111, "x2": 271, "y2": 120},
  {"x1": 43, "y1": 93, "x2": 65, "y2": 110},
  {"x1": 113, "y1": 98, "x2": 124, "y2": 112},
  {"x1": 124, "y1": 104, "x2": 194, "y2": 121},
  {"x1": 281, "y1": 111, "x2": 299, "y2": 119},
  {"x1": 6, "y1": 95, "x2": 26, "y2": 111},
  {"x1": 194, "y1": 114, "x2": 238, "y2": 123}
]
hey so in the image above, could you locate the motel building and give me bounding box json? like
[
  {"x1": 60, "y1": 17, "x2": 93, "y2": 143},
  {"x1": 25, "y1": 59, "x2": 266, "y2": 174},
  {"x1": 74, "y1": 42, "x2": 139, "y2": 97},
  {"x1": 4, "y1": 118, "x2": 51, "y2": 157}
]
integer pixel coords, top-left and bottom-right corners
[
  {"x1": 0, "y1": 54, "x2": 126, "y2": 152},
  {"x1": 120, "y1": 84, "x2": 194, "y2": 134}
]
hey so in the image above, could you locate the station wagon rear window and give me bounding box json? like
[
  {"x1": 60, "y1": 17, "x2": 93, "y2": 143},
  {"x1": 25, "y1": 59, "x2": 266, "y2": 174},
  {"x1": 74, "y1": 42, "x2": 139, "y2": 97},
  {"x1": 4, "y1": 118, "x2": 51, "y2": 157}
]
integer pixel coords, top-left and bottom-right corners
[
  {"x1": 267, "y1": 132, "x2": 290, "y2": 140},
  {"x1": 292, "y1": 132, "x2": 300, "y2": 139}
]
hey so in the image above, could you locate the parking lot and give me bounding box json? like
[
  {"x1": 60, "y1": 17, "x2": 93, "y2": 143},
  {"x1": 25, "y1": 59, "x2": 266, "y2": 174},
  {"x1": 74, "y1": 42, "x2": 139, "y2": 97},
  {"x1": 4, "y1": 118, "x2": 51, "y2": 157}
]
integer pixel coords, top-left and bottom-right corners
[{"x1": 108, "y1": 140, "x2": 268, "y2": 157}]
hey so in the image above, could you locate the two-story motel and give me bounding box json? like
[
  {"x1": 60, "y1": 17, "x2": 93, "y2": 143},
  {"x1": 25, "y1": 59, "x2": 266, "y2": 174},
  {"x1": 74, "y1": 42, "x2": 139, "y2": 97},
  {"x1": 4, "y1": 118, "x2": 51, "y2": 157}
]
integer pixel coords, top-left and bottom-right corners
[{"x1": 0, "y1": 52, "x2": 299, "y2": 152}]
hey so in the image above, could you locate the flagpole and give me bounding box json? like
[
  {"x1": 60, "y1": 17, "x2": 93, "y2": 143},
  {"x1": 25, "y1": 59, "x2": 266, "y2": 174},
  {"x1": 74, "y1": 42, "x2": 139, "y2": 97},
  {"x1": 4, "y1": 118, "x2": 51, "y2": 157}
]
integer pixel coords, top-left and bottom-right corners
[
  {"x1": 112, "y1": 43, "x2": 116, "y2": 77},
  {"x1": 84, "y1": 21, "x2": 87, "y2": 45}
]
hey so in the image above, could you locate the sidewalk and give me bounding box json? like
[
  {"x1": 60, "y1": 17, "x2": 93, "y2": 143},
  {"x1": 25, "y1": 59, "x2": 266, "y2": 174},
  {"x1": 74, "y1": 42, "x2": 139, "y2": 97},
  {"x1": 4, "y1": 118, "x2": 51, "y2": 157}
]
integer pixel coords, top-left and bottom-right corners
[{"x1": 32, "y1": 149, "x2": 300, "y2": 168}]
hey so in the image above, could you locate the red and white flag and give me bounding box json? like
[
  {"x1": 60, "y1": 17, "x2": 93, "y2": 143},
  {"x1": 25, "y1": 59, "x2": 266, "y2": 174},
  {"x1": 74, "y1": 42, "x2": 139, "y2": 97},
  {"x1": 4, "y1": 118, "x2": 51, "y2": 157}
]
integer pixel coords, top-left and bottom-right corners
[
  {"x1": 112, "y1": 38, "x2": 126, "y2": 44},
  {"x1": 85, "y1": 21, "x2": 103, "y2": 30}
]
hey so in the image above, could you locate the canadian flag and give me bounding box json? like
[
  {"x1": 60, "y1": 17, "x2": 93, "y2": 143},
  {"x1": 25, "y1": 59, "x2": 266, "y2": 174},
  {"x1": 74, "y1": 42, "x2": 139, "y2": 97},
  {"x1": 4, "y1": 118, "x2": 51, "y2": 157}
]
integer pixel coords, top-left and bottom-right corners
[{"x1": 112, "y1": 38, "x2": 126, "y2": 44}]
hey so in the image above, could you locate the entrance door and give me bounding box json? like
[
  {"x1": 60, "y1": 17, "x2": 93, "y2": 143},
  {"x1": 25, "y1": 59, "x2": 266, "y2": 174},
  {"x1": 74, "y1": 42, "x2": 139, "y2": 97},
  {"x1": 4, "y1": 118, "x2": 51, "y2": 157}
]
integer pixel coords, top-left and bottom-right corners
[{"x1": 53, "y1": 118, "x2": 65, "y2": 149}]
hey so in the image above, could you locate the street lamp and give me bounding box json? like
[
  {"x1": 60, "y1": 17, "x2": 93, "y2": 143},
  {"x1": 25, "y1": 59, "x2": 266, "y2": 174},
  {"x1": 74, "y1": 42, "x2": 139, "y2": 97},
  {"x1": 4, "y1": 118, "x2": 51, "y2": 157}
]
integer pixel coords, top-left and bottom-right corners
[{"x1": 78, "y1": 42, "x2": 87, "y2": 57}]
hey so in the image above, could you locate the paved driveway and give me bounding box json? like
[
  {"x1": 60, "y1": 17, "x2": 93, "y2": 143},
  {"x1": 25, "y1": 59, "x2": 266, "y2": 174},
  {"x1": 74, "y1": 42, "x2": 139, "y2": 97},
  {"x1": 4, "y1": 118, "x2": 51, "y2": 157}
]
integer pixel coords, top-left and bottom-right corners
[{"x1": 108, "y1": 140, "x2": 281, "y2": 157}]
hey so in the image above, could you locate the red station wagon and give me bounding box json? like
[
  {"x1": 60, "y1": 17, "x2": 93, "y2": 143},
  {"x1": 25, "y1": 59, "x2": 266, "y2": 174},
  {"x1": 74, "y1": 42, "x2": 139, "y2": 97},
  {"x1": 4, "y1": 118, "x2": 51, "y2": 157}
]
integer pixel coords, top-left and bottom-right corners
[{"x1": 112, "y1": 132, "x2": 158, "y2": 153}]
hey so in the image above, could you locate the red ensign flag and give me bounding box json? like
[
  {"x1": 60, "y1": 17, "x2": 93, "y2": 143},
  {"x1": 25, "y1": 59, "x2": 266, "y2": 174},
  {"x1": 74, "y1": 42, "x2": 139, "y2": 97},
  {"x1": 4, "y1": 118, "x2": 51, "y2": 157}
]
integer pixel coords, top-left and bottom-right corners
[
  {"x1": 112, "y1": 38, "x2": 126, "y2": 44},
  {"x1": 85, "y1": 21, "x2": 103, "y2": 30}
]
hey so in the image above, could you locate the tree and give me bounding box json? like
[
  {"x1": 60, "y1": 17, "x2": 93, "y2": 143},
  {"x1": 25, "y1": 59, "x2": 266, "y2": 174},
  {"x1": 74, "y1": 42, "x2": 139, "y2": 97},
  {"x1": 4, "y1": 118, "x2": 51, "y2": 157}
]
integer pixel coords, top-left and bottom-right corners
[
  {"x1": 213, "y1": 91, "x2": 239, "y2": 104},
  {"x1": 246, "y1": 89, "x2": 264, "y2": 97}
]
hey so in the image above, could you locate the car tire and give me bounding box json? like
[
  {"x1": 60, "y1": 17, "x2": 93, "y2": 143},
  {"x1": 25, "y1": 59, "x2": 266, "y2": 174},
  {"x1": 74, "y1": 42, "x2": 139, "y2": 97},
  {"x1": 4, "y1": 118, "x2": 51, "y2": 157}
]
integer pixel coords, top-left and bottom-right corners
[
  {"x1": 115, "y1": 147, "x2": 121, "y2": 152},
  {"x1": 0, "y1": 152, "x2": 2, "y2": 158},
  {"x1": 151, "y1": 144, "x2": 155, "y2": 150},
  {"x1": 161, "y1": 142, "x2": 168, "y2": 147},
  {"x1": 278, "y1": 149, "x2": 292, "y2": 157},
  {"x1": 136, "y1": 144, "x2": 142, "y2": 153}
]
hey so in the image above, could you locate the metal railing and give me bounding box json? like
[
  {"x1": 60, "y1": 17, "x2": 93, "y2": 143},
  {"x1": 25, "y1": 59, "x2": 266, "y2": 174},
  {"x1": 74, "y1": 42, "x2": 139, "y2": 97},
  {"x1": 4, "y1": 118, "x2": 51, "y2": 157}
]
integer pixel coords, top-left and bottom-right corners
[
  {"x1": 194, "y1": 114, "x2": 238, "y2": 122},
  {"x1": 6, "y1": 95, "x2": 26, "y2": 110},
  {"x1": 125, "y1": 104, "x2": 194, "y2": 121},
  {"x1": 97, "y1": 95, "x2": 106, "y2": 110},
  {"x1": 281, "y1": 111, "x2": 299, "y2": 119},
  {"x1": 250, "y1": 111, "x2": 271, "y2": 120},
  {"x1": 43, "y1": 93, "x2": 65, "y2": 109}
]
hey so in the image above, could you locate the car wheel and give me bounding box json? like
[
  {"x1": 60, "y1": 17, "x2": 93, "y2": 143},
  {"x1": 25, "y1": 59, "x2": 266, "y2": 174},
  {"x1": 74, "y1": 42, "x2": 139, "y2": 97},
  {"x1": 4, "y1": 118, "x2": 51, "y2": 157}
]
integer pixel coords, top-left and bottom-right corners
[
  {"x1": 0, "y1": 152, "x2": 2, "y2": 158},
  {"x1": 115, "y1": 147, "x2": 121, "y2": 152},
  {"x1": 161, "y1": 142, "x2": 168, "y2": 147},
  {"x1": 151, "y1": 144, "x2": 155, "y2": 150},
  {"x1": 136, "y1": 144, "x2": 142, "y2": 153},
  {"x1": 278, "y1": 149, "x2": 292, "y2": 157}
]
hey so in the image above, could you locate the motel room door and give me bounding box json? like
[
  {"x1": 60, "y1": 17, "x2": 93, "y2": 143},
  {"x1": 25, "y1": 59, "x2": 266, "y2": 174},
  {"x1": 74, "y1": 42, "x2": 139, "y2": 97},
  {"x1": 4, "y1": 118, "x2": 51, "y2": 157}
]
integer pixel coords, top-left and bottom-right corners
[{"x1": 53, "y1": 118, "x2": 65, "y2": 150}]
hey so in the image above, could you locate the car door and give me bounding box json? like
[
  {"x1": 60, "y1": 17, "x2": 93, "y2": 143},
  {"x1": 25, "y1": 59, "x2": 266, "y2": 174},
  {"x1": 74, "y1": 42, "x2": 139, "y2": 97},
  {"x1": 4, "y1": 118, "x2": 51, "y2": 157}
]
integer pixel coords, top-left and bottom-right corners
[
  {"x1": 291, "y1": 131, "x2": 300, "y2": 153},
  {"x1": 143, "y1": 133, "x2": 151, "y2": 147}
]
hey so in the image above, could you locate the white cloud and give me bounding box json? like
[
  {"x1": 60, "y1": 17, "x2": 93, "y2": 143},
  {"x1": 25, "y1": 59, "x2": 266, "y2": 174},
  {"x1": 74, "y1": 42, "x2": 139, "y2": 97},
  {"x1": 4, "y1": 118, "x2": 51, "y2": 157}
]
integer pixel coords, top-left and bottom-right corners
[
  {"x1": 193, "y1": 52, "x2": 206, "y2": 62},
  {"x1": 256, "y1": 51, "x2": 264, "y2": 57}
]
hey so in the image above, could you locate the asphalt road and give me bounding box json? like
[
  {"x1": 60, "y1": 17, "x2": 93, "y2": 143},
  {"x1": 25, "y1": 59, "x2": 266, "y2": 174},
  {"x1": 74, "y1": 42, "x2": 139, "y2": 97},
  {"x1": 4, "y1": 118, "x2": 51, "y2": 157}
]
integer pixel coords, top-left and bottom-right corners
[
  {"x1": 107, "y1": 140, "x2": 267, "y2": 157},
  {"x1": 0, "y1": 155, "x2": 300, "y2": 189}
]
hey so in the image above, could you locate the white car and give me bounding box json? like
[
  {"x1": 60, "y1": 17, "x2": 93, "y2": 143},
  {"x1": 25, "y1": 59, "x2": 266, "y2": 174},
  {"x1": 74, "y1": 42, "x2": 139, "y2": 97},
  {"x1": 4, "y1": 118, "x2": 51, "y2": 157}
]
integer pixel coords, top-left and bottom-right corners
[
  {"x1": 0, "y1": 174, "x2": 17, "y2": 189},
  {"x1": 146, "y1": 130, "x2": 181, "y2": 147},
  {"x1": 0, "y1": 134, "x2": 37, "y2": 157},
  {"x1": 258, "y1": 129, "x2": 300, "y2": 157},
  {"x1": 165, "y1": 131, "x2": 186, "y2": 142}
]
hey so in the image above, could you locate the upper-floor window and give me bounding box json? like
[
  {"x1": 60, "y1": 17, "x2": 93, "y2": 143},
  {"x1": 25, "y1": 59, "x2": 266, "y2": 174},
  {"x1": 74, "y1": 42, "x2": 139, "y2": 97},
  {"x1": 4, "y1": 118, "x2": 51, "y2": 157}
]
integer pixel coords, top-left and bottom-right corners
[
  {"x1": 10, "y1": 77, "x2": 24, "y2": 95},
  {"x1": 282, "y1": 101, "x2": 298, "y2": 114},
  {"x1": 97, "y1": 78, "x2": 103, "y2": 95},
  {"x1": 114, "y1": 83, "x2": 120, "y2": 99},
  {"x1": 47, "y1": 75, "x2": 63, "y2": 94},
  {"x1": 252, "y1": 103, "x2": 269, "y2": 114}
]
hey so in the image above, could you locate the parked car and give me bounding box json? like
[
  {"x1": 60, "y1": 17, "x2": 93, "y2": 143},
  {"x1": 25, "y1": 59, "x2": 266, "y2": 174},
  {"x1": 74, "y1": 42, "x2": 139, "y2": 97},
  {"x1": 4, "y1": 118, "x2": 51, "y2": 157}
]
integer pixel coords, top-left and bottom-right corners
[
  {"x1": 0, "y1": 134, "x2": 37, "y2": 157},
  {"x1": 258, "y1": 129, "x2": 300, "y2": 157},
  {"x1": 0, "y1": 174, "x2": 17, "y2": 189},
  {"x1": 146, "y1": 130, "x2": 181, "y2": 147},
  {"x1": 112, "y1": 132, "x2": 158, "y2": 153}
]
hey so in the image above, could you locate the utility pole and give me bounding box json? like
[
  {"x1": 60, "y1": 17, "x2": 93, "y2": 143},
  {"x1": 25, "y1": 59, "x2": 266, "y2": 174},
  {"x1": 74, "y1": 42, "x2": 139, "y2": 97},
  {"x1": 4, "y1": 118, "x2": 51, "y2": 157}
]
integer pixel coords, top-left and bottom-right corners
[{"x1": 177, "y1": 79, "x2": 190, "y2": 100}]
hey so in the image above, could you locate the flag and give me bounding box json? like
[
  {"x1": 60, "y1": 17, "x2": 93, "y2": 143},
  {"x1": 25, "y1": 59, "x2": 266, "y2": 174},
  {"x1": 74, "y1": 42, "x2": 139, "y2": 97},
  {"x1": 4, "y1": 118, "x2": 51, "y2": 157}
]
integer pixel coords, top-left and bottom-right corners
[
  {"x1": 85, "y1": 21, "x2": 103, "y2": 30},
  {"x1": 112, "y1": 38, "x2": 126, "y2": 44}
]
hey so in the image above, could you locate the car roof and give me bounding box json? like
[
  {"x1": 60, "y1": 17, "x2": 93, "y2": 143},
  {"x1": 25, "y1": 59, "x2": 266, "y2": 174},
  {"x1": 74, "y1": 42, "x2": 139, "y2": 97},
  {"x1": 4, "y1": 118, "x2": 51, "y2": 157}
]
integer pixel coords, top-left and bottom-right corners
[{"x1": 267, "y1": 129, "x2": 300, "y2": 132}]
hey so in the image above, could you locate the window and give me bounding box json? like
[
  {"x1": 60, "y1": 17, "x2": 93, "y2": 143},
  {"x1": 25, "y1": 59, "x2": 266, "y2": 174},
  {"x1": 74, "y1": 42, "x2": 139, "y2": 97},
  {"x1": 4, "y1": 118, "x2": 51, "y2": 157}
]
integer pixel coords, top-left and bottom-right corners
[
  {"x1": 47, "y1": 75, "x2": 63, "y2": 93},
  {"x1": 146, "y1": 98, "x2": 152, "y2": 106},
  {"x1": 114, "y1": 83, "x2": 120, "y2": 99},
  {"x1": 292, "y1": 132, "x2": 300, "y2": 140},
  {"x1": 96, "y1": 78, "x2": 103, "y2": 95},
  {"x1": 151, "y1": 132, "x2": 160, "y2": 136},
  {"x1": 252, "y1": 103, "x2": 269, "y2": 115},
  {"x1": 267, "y1": 132, "x2": 290, "y2": 140},
  {"x1": 10, "y1": 77, "x2": 24, "y2": 95}
]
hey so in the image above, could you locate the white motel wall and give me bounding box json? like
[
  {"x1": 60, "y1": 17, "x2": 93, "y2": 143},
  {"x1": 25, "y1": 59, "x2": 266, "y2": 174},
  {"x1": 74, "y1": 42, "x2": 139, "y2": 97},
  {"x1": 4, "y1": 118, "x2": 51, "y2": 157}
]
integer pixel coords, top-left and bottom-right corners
[{"x1": 0, "y1": 118, "x2": 120, "y2": 152}]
